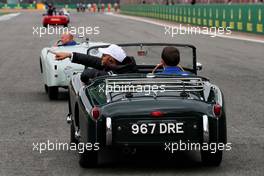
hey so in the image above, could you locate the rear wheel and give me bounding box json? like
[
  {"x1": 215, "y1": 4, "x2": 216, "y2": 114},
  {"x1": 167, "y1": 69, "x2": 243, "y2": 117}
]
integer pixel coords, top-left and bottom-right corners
[
  {"x1": 43, "y1": 24, "x2": 48, "y2": 27},
  {"x1": 47, "y1": 86, "x2": 58, "y2": 100},
  {"x1": 70, "y1": 123, "x2": 78, "y2": 145},
  {"x1": 201, "y1": 149, "x2": 222, "y2": 166},
  {"x1": 79, "y1": 149, "x2": 98, "y2": 168},
  {"x1": 63, "y1": 24, "x2": 68, "y2": 27},
  {"x1": 44, "y1": 85, "x2": 48, "y2": 94}
]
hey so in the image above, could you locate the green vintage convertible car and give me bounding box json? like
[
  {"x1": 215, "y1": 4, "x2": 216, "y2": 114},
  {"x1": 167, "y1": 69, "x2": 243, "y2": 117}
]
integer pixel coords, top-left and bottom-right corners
[{"x1": 66, "y1": 43, "x2": 227, "y2": 168}]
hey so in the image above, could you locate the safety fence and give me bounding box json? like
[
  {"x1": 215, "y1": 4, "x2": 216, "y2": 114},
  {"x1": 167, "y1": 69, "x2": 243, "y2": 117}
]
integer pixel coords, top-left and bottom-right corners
[
  {"x1": 121, "y1": 4, "x2": 264, "y2": 34},
  {"x1": 0, "y1": 3, "x2": 36, "y2": 9}
]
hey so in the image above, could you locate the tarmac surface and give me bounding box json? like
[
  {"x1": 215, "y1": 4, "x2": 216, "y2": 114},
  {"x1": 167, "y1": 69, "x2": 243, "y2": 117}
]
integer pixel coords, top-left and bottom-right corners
[{"x1": 0, "y1": 11, "x2": 263, "y2": 176}]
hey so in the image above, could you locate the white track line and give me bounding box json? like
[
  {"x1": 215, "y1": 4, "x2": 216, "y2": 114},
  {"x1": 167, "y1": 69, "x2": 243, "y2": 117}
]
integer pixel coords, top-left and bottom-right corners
[
  {"x1": 0, "y1": 13, "x2": 20, "y2": 21},
  {"x1": 106, "y1": 12, "x2": 264, "y2": 44}
]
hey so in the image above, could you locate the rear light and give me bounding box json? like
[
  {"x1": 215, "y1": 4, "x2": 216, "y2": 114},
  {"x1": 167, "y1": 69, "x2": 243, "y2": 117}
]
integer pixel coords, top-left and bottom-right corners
[
  {"x1": 91, "y1": 107, "x2": 100, "y2": 121},
  {"x1": 151, "y1": 111, "x2": 164, "y2": 117},
  {"x1": 213, "y1": 104, "x2": 222, "y2": 117}
]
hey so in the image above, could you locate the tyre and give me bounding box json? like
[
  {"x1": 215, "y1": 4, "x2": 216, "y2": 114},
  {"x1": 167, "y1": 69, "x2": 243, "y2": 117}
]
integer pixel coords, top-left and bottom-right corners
[
  {"x1": 201, "y1": 149, "x2": 222, "y2": 166},
  {"x1": 44, "y1": 84, "x2": 48, "y2": 94},
  {"x1": 47, "y1": 86, "x2": 58, "y2": 100},
  {"x1": 70, "y1": 123, "x2": 78, "y2": 145},
  {"x1": 79, "y1": 148, "x2": 98, "y2": 168},
  {"x1": 63, "y1": 24, "x2": 68, "y2": 27},
  {"x1": 43, "y1": 24, "x2": 48, "y2": 27}
]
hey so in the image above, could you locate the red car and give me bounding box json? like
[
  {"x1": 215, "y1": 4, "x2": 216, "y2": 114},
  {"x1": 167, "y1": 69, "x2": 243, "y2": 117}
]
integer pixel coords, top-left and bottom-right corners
[{"x1": 42, "y1": 14, "x2": 69, "y2": 27}]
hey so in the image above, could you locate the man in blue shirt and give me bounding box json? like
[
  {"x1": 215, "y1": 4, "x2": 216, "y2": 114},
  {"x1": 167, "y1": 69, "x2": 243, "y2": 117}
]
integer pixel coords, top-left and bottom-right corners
[
  {"x1": 57, "y1": 33, "x2": 77, "y2": 46},
  {"x1": 155, "y1": 46, "x2": 189, "y2": 76}
]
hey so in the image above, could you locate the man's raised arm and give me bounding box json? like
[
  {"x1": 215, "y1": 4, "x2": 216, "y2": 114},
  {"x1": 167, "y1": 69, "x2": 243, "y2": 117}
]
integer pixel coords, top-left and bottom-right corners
[{"x1": 54, "y1": 52, "x2": 103, "y2": 70}]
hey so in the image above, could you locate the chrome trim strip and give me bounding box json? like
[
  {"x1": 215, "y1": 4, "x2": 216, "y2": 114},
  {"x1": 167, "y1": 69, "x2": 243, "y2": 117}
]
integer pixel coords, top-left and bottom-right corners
[
  {"x1": 106, "y1": 117, "x2": 112, "y2": 146},
  {"x1": 203, "y1": 115, "x2": 209, "y2": 143}
]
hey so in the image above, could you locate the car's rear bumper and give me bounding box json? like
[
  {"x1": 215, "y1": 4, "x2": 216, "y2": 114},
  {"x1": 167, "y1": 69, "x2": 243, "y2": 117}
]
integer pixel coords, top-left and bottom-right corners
[
  {"x1": 99, "y1": 115, "x2": 212, "y2": 148},
  {"x1": 43, "y1": 17, "x2": 69, "y2": 25}
]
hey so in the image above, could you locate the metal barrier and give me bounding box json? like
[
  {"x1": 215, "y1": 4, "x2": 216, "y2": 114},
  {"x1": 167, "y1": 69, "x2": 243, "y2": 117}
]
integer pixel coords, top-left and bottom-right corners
[
  {"x1": 121, "y1": 4, "x2": 264, "y2": 34},
  {"x1": 0, "y1": 3, "x2": 112, "y2": 10}
]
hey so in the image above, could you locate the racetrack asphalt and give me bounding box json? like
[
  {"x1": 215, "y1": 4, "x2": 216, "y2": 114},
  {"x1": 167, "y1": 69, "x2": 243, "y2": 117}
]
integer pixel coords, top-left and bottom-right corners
[{"x1": 0, "y1": 11, "x2": 263, "y2": 176}]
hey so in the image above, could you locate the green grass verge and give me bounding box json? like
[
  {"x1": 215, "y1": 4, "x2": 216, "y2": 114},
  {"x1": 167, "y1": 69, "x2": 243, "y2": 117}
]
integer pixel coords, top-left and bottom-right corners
[{"x1": 0, "y1": 12, "x2": 10, "y2": 16}]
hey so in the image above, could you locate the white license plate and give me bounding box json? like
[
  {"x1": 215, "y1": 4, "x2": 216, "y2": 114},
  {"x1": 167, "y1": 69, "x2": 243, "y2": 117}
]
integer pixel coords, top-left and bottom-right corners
[{"x1": 131, "y1": 122, "x2": 184, "y2": 135}]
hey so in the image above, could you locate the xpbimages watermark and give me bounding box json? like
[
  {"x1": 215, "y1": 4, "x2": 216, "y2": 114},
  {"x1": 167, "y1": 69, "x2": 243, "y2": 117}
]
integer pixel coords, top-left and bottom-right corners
[
  {"x1": 32, "y1": 140, "x2": 100, "y2": 154},
  {"x1": 32, "y1": 25, "x2": 100, "y2": 37},
  {"x1": 164, "y1": 24, "x2": 232, "y2": 37},
  {"x1": 99, "y1": 82, "x2": 166, "y2": 96},
  {"x1": 164, "y1": 140, "x2": 232, "y2": 154}
]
